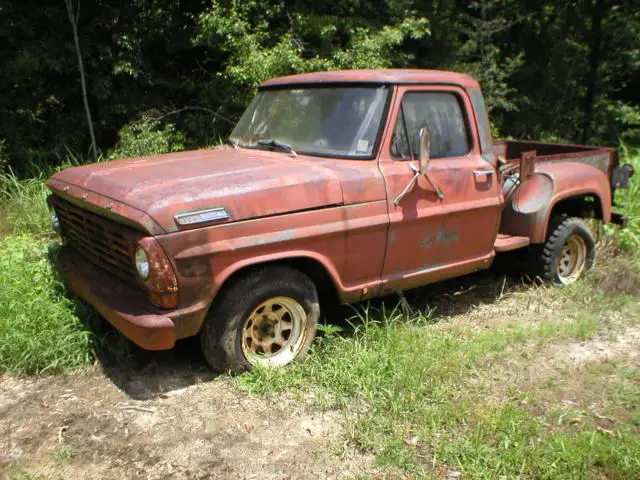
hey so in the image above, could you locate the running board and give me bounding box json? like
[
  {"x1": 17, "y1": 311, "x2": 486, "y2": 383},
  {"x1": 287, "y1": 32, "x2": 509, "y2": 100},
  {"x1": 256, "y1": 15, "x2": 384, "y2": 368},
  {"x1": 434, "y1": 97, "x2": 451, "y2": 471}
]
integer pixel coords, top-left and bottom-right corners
[{"x1": 494, "y1": 234, "x2": 530, "y2": 252}]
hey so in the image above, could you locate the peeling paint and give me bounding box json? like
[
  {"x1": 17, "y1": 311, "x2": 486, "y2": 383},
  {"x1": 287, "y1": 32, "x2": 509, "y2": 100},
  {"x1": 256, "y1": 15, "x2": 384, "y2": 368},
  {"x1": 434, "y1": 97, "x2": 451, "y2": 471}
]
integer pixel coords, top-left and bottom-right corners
[
  {"x1": 420, "y1": 229, "x2": 460, "y2": 249},
  {"x1": 45, "y1": 71, "x2": 622, "y2": 355}
]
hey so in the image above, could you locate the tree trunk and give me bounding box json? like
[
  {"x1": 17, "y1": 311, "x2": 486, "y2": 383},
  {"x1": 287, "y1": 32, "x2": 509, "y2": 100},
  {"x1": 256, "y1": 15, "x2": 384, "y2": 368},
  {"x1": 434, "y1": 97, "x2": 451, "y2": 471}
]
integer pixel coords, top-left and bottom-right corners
[
  {"x1": 64, "y1": 0, "x2": 98, "y2": 159},
  {"x1": 580, "y1": 0, "x2": 607, "y2": 144}
]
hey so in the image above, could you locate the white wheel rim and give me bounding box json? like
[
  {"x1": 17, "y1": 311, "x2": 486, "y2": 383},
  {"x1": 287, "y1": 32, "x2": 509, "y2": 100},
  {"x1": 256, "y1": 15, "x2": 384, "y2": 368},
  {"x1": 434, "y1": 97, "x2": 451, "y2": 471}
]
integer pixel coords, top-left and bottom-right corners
[
  {"x1": 241, "y1": 296, "x2": 307, "y2": 367},
  {"x1": 557, "y1": 234, "x2": 587, "y2": 284}
]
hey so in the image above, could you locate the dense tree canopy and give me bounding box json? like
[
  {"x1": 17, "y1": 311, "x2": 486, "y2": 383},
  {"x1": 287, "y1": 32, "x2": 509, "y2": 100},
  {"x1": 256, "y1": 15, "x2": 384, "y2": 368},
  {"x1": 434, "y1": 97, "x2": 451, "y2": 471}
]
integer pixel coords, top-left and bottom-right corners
[{"x1": 0, "y1": 0, "x2": 638, "y2": 172}]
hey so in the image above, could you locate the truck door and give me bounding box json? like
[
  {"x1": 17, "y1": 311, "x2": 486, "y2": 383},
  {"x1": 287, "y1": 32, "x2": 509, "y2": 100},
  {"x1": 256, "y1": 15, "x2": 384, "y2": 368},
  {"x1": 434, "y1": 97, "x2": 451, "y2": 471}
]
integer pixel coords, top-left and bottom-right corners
[{"x1": 378, "y1": 85, "x2": 503, "y2": 293}]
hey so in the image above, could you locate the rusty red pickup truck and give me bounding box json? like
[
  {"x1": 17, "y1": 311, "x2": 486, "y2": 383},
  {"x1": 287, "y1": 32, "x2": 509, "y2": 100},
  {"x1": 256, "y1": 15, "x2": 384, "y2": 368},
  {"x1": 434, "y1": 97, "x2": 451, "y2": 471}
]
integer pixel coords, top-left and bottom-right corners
[{"x1": 47, "y1": 69, "x2": 634, "y2": 372}]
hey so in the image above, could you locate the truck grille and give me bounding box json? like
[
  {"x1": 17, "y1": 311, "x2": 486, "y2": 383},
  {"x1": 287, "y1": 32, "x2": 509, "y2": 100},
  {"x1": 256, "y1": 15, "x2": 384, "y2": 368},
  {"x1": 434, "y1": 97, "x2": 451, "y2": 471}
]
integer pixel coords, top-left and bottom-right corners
[{"x1": 49, "y1": 196, "x2": 138, "y2": 283}]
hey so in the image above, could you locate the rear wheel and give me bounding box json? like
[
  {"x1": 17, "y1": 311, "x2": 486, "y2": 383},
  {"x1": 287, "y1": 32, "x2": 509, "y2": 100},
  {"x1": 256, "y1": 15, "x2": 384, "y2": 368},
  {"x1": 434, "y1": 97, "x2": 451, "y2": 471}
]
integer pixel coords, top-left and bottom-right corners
[
  {"x1": 540, "y1": 217, "x2": 595, "y2": 284},
  {"x1": 201, "y1": 266, "x2": 319, "y2": 373}
]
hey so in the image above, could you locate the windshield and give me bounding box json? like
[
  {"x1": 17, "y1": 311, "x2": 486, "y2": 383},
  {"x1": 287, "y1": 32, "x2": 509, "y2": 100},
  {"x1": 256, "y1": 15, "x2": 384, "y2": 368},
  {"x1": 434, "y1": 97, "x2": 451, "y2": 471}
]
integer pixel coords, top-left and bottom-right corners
[{"x1": 230, "y1": 86, "x2": 390, "y2": 158}]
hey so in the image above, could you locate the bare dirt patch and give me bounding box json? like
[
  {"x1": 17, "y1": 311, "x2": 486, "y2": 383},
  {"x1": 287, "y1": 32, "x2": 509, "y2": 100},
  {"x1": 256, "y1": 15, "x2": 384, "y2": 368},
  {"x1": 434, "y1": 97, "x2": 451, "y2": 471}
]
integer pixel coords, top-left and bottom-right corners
[
  {"x1": 1, "y1": 362, "x2": 373, "y2": 480},
  {"x1": 480, "y1": 323, "x2": 640, "y2": 432},
  {"x1": 549, "y1": 326, "x2": 640, "y2": 367}
]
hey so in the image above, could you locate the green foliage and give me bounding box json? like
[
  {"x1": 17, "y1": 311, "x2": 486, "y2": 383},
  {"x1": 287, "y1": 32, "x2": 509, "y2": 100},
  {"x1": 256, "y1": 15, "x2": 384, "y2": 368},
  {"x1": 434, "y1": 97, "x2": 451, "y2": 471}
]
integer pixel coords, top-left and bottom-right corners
[
  {"x1": 0, "y1": 234, "x2": 93, "y2": 374},
  {"x1": 107, "y1": 117, "x2": 185, "y2": 161},
  {"x1": 609, "y1": 146, "x2": 640, "y2": 250},
  {"x1": 0, "y1": 0, "x2": 638, "y2": 166},
  {"x1": 195, "y1": 1, "x2": 429, "y2": 105},
  {"x1": 452, "y1": 0, "x2": 524, "y2": 119},
  {"x1": 610, "y1": 102, "x2": 640, "y2": 146}
]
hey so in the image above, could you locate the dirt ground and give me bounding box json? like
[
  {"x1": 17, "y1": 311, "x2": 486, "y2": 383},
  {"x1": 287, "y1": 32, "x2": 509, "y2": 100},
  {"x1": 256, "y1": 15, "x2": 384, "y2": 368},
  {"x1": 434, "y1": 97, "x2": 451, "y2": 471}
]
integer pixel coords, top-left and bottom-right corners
[
  {"x1": 0, "y1": 340, "x2": 372, "y2": 480},
  {"x1": 2, "y1": 268, "x2": 638, "y2": 480},
  {"x1": 3, "y1": 331, "x2": 639, "y2": 480}
]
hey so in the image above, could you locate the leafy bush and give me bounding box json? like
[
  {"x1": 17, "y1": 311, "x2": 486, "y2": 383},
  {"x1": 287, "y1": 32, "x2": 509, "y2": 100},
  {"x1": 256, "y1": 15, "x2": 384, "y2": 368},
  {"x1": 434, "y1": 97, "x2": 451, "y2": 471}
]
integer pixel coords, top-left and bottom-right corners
[
  {"x1": 0, "y1": 235, "x2": 93, "y2": 374},
  {"x1": 108, "y1": 117, "x2": 185, "y2": 161}
]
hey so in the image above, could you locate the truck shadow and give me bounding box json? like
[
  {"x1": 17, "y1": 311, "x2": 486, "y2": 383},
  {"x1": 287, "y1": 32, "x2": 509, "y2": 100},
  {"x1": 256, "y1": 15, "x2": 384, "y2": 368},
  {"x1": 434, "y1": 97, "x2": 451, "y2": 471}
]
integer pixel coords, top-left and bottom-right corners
[
  {"x1": 90, "y1": 260, "x2": 529, "y2": 400},
  {"x1": 98, "y1": 336, "x2": 216, "y2": 401},
  {"x1": 323, "y1": 267, "x2": 530, "y2": 329}
]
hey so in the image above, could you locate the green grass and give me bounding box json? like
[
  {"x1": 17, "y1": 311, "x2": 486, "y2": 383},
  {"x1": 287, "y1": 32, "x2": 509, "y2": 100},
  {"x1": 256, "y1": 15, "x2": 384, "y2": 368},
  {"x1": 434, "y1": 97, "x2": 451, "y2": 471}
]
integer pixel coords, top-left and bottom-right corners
[
  {"x1": 0, "y1": 158, "x2": 135, "y2": 374},
  {"x1": 236, "y1": 284, "x2": 640, "y2": 478},
  {"x1": 0, "y1": 234, "x2": 95, "y2": 374},
  {"x1": 0, "y1": 152, "x2": 96, "y2": 237},
  {"x1": 0, "y1": 169, "x2": 51, "y2": 237}
]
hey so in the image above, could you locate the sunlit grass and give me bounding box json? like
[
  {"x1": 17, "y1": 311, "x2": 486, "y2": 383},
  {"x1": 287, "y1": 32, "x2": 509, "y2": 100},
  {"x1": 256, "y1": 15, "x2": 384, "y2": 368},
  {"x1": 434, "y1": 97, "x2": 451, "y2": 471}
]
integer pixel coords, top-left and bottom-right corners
[
  {"x1": 237, "y1": 280, "x2": 640, "y2": 478},
  {"x1": 0, "y1": 235, "x2": 94, "y2": 374}
]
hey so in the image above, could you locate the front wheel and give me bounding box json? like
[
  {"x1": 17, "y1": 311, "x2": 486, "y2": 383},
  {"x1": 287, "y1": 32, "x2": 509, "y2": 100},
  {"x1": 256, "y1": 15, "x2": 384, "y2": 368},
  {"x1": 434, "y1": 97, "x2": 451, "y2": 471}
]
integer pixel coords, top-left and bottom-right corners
[
  {"x1": 201, "y1": 266, "x2": 319, "y2": 373},
  {"x1": 540, "y1": 217, "x2": 596, "y2": 285}
]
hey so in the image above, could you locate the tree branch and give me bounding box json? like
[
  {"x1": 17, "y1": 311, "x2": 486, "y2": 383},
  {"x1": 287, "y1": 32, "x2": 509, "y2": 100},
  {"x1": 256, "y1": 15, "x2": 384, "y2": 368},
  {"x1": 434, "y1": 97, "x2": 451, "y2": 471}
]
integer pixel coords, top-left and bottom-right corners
[
  {"x1": 64, "y1": 0, "x2": 98, "y2": 159},
  {"x1": 152, "y1": 106, "x2": 235, "y2": 126}
]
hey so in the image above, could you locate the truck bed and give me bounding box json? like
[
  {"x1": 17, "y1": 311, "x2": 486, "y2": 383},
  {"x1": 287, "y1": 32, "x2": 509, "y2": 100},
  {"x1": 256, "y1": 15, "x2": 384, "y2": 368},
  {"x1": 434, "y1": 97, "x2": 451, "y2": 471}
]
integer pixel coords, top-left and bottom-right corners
[{"x1": 493, "y1": 140, "x2": 617, "y2": 178}]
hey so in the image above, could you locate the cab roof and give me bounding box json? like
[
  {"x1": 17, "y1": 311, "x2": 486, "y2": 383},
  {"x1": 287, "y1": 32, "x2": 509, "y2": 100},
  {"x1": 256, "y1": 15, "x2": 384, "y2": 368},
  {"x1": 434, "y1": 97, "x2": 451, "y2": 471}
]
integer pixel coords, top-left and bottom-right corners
[{"x1": 260, "y1": 69, "x2": 479, "y2": 89}]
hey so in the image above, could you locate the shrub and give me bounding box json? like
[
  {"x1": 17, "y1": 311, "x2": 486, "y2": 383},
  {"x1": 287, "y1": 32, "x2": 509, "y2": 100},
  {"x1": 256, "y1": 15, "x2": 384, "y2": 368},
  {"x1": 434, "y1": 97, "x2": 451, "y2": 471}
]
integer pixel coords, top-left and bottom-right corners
[{"x1": 108, "y1": 116, "x2": 186, "y2": 161}]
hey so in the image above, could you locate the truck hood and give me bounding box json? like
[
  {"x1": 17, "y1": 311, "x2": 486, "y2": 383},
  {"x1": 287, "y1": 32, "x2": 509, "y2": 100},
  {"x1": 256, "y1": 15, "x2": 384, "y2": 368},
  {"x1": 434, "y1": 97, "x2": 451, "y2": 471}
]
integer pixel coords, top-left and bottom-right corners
[{"x1": 48, "y1": 148, "x2": 344, "y2": 233}]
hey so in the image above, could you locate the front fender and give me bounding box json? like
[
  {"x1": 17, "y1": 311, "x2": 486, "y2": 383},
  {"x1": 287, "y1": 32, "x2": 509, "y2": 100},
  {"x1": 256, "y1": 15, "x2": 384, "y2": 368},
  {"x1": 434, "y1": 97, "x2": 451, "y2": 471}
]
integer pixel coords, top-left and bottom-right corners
[
  {"x1": 501, "y1": 162, "x2": 612, "y2": 244},
  {"x1": 156, "y1": 201, "x2": 389, "y2": 338}
]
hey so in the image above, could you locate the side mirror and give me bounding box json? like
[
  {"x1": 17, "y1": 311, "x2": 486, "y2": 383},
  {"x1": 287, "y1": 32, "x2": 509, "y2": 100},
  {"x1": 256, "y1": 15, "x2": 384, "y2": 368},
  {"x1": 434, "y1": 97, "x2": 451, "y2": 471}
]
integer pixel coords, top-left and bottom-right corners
[{"x1": 417, "y1": 127, "x2": 430, "y2": 173}]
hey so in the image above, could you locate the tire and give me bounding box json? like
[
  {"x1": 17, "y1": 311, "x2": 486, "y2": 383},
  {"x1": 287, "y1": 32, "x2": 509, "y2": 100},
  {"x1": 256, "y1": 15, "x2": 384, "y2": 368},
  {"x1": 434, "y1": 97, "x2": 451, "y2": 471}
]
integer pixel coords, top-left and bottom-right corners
[
  {"x1": 200, "y1": 265, "x2": 319, "y2": 374},
  {"x1": 539, "y1": 216, "x2": 596, "y2": 285}
]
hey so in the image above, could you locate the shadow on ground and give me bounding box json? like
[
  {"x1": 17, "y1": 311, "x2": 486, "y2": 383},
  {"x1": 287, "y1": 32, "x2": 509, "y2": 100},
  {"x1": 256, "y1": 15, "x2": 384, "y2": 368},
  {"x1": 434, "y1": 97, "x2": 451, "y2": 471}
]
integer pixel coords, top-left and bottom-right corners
[
  {"x1": 99, "y1": 336, "x2": 217, "y2": 401},
  {"x1": 85, "y1": 260, "x2": 528, "y2": 400}
]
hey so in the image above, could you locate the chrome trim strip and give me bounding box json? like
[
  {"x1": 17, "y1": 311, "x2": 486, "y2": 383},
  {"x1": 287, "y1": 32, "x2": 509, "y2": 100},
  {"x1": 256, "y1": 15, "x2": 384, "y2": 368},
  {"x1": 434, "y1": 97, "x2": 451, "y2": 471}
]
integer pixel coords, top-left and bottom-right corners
[{"x1": 174, "y1": 207, "x2": 230, "y2": 226}]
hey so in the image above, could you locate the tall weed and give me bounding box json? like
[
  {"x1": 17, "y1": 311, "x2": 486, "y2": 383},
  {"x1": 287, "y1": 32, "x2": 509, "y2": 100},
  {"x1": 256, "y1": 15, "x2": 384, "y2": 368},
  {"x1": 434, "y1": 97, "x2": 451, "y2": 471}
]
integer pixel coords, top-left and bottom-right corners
[
  {"x1": 613, "y1": 145, "x2": 640, "y2": 250},
  {"x1": 0, "y1": 235, "x2": 94, "y2": 374},
  {"x1": 0, "y1": 169, "x2": 50, "y2": 237}
]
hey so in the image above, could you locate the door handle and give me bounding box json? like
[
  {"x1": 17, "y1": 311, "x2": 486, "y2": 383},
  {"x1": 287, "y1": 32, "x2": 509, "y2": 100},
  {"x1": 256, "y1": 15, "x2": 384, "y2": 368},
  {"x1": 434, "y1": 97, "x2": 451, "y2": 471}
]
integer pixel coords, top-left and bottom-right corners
[{"x1": 473, "y1": 169, "x2": 494, "y2": 177}]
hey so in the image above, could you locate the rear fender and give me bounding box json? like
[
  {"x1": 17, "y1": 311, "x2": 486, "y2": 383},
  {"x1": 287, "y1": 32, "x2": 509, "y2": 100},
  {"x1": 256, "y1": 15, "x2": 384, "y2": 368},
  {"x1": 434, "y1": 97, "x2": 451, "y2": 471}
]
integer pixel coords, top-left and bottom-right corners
[{"x1": 501, "y1": 162, "x2": 611, "y2": 244}]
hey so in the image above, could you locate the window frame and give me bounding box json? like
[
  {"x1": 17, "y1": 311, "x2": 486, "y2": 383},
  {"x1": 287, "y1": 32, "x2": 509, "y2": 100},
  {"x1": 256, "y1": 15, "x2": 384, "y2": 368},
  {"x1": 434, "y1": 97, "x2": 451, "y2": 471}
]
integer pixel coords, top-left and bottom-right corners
[
  {"x1": 389, "y1": 89, "x2": 475, "y2": 161},
  {"x1": 235, "y1": 83, "x2": 394, "y2": 161},
  {"x1": 469, "y1": 88, "x2": 493, "y2": 155}
]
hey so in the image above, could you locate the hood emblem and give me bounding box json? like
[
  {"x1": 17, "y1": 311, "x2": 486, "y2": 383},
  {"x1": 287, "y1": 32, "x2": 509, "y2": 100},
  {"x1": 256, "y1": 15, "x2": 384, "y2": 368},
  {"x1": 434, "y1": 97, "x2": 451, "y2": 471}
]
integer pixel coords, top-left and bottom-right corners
[{"x1": 175, "y1": 207, "x2": 230, "y2": 226}]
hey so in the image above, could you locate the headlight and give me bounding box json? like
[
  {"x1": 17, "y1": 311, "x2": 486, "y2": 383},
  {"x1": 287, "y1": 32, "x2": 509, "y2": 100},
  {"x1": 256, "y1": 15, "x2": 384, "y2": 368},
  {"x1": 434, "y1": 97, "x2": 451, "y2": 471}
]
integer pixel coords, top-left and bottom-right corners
[
  {"x1": 135, "y1": 245, "x2": 150, "y2": 280},
  {"x1": 51, "y1": 213, "x2": 60, "y2": 233}
]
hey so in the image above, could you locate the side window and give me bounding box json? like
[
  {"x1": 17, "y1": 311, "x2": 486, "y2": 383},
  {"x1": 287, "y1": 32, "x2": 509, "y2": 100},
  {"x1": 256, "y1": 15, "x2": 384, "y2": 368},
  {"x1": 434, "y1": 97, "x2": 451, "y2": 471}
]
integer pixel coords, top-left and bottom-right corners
[
  {"x1": 391, "y1": 92, "x2": 470, "y2": 159},
  {"x1": 470, "y1": 88, "x2": 493, "y2": 154}
]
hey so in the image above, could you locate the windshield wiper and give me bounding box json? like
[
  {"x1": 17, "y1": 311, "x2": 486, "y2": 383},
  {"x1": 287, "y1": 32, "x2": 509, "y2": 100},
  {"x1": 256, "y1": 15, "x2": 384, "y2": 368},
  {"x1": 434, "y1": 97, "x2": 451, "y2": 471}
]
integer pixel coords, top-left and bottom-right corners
[{"x1": 257, "y1": 139, "x2": 297, "y2": 157}]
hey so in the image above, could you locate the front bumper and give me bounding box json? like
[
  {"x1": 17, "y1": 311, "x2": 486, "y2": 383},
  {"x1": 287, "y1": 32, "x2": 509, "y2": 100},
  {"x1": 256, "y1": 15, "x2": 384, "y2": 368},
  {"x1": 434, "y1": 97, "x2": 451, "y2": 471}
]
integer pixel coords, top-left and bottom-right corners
[{"x1": 56, "y1": 246, "x2": 177, "y2": 350}]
